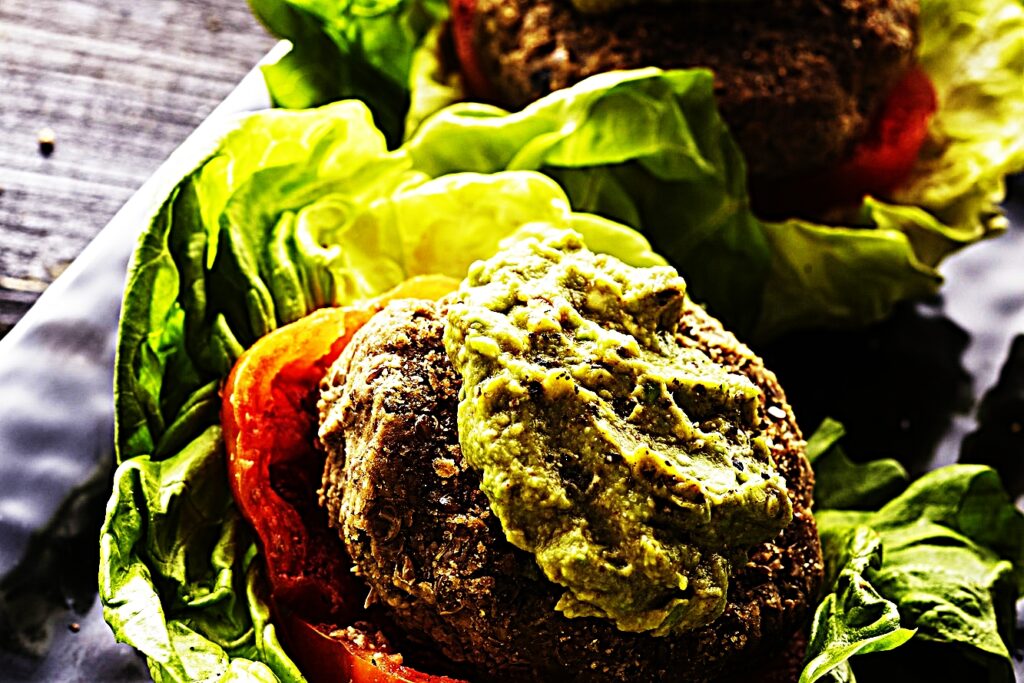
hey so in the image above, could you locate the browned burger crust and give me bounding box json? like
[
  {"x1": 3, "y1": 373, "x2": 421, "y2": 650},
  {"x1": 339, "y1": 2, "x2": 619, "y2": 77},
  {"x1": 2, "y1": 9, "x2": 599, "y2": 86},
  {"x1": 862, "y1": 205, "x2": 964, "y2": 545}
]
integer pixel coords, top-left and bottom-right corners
[
  {"x1": 470, "y1": 0, "x2": 918, "y2": 179},
  {"x1": 319, "y1": 298, "x2": 824, "y2": 682}
]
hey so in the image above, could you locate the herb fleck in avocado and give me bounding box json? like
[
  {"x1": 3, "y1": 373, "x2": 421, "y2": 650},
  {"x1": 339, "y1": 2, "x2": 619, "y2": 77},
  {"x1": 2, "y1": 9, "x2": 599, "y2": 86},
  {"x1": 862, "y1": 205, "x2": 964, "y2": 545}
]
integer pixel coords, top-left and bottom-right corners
[{"x1": 444, "y1": 228, "x2": 792, "y2": 635}]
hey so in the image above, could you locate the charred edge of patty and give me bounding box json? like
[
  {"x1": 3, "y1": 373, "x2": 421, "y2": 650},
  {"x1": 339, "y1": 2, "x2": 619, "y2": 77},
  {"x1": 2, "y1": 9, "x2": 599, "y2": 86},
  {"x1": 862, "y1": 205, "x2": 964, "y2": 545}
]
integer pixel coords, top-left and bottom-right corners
[
  {"x1": 467, "y1": 0, "x2": 919, "y2": 180},
  {"x1": 319, "y1": 298, "x2": 824, "y2": 682}
]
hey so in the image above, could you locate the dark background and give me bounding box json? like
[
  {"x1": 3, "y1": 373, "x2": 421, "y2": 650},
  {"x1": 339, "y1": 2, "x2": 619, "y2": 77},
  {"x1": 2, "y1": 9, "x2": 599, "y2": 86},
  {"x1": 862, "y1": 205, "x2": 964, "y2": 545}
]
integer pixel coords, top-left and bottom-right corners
[{"x1": 0, "y1": 0, "x2": 274, "y2": 337}]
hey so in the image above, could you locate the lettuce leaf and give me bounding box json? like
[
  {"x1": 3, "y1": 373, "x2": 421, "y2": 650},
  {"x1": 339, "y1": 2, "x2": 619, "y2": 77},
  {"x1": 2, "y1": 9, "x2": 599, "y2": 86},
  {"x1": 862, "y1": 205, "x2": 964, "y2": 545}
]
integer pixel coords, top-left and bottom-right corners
[
  {"x1": 803, "y1": 420, "x2": 1024, "y2": 683},
  {"x1": 799, "y1": 526, "x2": 916, "y2": 683},
  {"x1": 402, "y1": 68, "x2": 956, "y2": 338},
  {"x1": 406, "y1": 68, "x2": 774, "y2": 334},
  {"x1": 247, "y1": 0, "x2": 1024, "y2": 340},
  {"x1": 247, "y1": 0, "x2": 447, "y2": 145},
  {"x1": 805, "y1": 418, "x2": 909, "y2": 512},
  {"x1": 896, "y1": 0, "x2": 1024, "y2": 241},
  {"x1": 114, "y1": 104, "x2": 399, "y2": 462},
  {"x1": 99, "y1": 425, "x2": 296, "y2": 683},
  {"x1": 103, "y1": 101, "x2": 667, "y2": 682}
]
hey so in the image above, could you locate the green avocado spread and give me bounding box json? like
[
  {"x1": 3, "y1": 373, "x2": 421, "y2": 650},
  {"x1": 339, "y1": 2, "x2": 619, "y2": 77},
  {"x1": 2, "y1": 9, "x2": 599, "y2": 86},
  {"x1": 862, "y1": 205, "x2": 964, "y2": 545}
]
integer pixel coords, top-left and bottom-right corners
[{"x1": 443, "y1": 228, "x2": 792, "y2": 635}]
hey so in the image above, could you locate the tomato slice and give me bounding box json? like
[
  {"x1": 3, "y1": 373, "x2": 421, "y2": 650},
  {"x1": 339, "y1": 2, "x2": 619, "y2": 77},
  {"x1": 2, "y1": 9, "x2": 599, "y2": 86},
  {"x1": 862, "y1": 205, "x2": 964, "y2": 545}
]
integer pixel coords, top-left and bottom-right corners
[
  {"x1": 450, "y1": 0, "x2": 500, "y2": 101},
  {"x1": 829, "y1": 66, "x2": 938, "y2": 200},
  {"x1": 752, "y1": 65, "x2": 938, "y2": 219},
  {"x1": 283, "y1": 615, "x2": 466, "y2": 683},
  {"x1": 221, "y1": 276, "x2": 466, "y2": 683}
]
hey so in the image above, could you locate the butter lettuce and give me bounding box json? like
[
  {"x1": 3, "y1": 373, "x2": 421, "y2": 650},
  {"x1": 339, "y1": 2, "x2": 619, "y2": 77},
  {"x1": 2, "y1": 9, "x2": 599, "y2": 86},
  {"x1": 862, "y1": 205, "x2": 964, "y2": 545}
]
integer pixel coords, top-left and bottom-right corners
[
  {"x1": 401, "y1": 69, "x2": 948, "y2": 337},
  {"x1": 248, "y1": 0, "x2": 1024, "y2": 339},
  {"x1": 248, "y1": 0, "x2": 447, "y2": 145},
  {"x1": 406, "y1": 68, "x2": 772, "y2": 334},
  {"x1": 100, "y1": 426, "x2": 300, "y2": 683},
  {"x1": 896, "y1": 0, "x2": 1024, "y2": 241},
  {"x1": 805, "y1": 418, "x2": 909, "y2": 513},
  {"x1": 103, "y1": 101, "x2": 665, "y2": 682}
]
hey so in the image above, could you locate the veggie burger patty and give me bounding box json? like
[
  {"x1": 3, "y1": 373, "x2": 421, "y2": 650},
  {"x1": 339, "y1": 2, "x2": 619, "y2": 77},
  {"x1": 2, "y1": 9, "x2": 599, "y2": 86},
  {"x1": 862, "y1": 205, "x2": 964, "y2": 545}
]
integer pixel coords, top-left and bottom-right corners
[
  {"x1": 318, "y1": 296, "x2": 824, "y2": 682},
  {"x1": 468, "y1": 0, "x2": 919, "y2": 179}
]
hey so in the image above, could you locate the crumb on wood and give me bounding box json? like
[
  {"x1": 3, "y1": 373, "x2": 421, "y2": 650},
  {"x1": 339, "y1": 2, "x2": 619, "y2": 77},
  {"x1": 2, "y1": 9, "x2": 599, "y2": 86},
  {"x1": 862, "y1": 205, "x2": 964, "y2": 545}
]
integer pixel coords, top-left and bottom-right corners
[
  {"x1": 68, "y1": 622, "x2": 80, "y2": 633},
  {"x1": 37, "y1": 127, "x2": 56, "y2": 157},
  {"x1": 204, "y1": 15, "x2": 223, "y2": 32}
]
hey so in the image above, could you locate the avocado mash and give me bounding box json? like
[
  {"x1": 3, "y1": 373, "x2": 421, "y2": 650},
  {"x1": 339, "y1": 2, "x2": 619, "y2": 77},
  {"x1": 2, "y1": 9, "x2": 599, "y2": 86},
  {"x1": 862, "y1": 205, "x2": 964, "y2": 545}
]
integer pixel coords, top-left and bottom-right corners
[{"x1": 444, "y1": 228, "x2": 792, "y2": 635}]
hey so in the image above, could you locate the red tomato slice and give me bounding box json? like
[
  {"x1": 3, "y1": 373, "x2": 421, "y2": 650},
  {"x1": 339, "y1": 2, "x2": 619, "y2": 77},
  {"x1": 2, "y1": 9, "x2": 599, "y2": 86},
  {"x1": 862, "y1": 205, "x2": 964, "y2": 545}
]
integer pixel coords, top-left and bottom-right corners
[
  {"x1": 223, "y1": 305, "x2": 372, "y2": 623},
  {"x1": 222, "y1": 276, "x2": 466, "y2": 683},
  {"x1": 450, "y1": 0, "x2": 500, "y2": 101},
  {"x1": 284, "y1": 614, "x2": 466, "y2": 683},
  {"x1": 752, "y1": 65, "x2": 938, "y2": 219},
  {"x1": 829, "y1": 65, "x2": 938, "y2": 199}
]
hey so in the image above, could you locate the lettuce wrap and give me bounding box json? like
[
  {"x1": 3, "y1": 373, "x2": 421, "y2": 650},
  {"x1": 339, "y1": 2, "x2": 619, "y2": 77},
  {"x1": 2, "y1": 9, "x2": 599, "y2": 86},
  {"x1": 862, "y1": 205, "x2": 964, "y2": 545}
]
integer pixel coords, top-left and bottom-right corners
[
  {"x1": 246, "y1": 0, "x2": 1024, "y2": 340},
  {"x1": 100, "y1": 101, "x2": 1024, "y2": 683}
]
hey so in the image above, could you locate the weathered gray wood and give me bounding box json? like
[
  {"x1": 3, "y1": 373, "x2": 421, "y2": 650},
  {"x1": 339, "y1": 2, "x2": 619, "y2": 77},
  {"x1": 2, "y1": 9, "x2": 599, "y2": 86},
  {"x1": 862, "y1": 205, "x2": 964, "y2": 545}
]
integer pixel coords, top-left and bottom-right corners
[{"x1": 0, "y1": 0, "x2": 276, "y2": 336}]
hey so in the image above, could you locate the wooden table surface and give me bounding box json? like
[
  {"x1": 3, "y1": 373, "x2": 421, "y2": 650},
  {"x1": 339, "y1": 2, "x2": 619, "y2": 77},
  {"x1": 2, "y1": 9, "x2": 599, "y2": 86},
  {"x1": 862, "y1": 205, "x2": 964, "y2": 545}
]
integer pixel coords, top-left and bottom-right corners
[{"x1": 0, "y1": 0, "x2": 276, "y2": 338}]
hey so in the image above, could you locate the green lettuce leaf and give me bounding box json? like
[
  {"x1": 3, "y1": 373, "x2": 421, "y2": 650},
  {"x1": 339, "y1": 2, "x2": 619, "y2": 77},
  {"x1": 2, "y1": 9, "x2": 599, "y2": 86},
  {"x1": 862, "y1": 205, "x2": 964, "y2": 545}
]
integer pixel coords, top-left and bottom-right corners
[
  {"x1": 99, "y1": 425, "x2": 295, "y2": 683},
  {"x1": 799, "y1": 526, "x2": 916, "y2": 683},
  {"x1": 405, "y1": 25, "x2": 462, "y2": 140},
  {"x1": 804, "y1": 420, "x2": 1024, "y2": 682},
  {"x1": 104, "y1": 101, "x2": 667, "y2": 681},
  {"x1": 114, "y1": 104, "x2": 398, "y2": 462},
  {"x1": 752, "y1": 216, "x2": 940, "y2": 340},
  {"x1": 402, "y1": 68, "x2": 958, "y2": 338},
  {"x1": 406, "y1": 68, "x2": 773, "y2": 334},
  {"x1": 895, "y1": 0, "x2": 1024, "y2": 241},
  {"x1": 248, "y1": 0, "x2": 447, "y2": 145},
  {"x1": 805, "y1": 417, "x2": 909, "y2": 511}
]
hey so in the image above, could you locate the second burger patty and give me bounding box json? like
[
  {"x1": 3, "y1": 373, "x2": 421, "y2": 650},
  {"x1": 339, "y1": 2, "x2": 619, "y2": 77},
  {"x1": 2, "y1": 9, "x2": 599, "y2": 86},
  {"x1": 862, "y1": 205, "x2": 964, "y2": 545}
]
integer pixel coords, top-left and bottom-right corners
[
  {"x1": 318, "y1": 298, "x2": 824, "y2": 682},
  {"x1": 469, "y1": 0, "x2": 919, "y2": 179}
]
